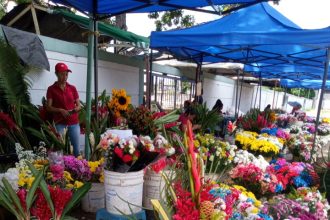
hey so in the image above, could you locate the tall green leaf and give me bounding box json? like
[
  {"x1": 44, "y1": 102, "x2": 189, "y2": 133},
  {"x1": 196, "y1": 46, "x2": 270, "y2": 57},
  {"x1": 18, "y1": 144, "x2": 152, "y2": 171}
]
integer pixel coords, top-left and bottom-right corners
[
  {"x1": 61, "y1": 182, "x2": 91, "y2": 219},
  {"x1": 2, "y1": 178, "x2": 26, "y2": 217},
  {"x1": 25, "y1": 167, "x2": 44, "y2": 210},
  {"x1": 28, "y1": 163, "x2": 55, "y2": 217}
]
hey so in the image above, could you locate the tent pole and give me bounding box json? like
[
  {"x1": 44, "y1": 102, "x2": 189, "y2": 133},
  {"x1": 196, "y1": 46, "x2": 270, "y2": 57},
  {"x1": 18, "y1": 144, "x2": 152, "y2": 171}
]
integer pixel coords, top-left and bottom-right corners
[
  {"x1": 195, "y1": 64, "x2": 202, "y2": 100},
  {"x1": 237, "y1": 70, "x2": 244, "y2": 117},
  {"x1": 272, "y1": 80, "x2": 277, "y2": 109},
  {"x1": 259, "y1": 76, "x2": 262, "y2": 110},
  {"x1": 311, "y1": 47, "x2": 330, "y2": 161},
  {"x1": 254, "y1": 82, "x2": 259, "y2": 109},
  {"x1": 85, "y1": 19, "x2": 95, "y2": 160},
  {"x1": 147, "y1": 50, "x2": 153, "y2": 109},
  {"x1": 94, "y1": 19, "x2": 99, "y2": 122},
  {"x1": 235, "y1": 70, "x2": 239, "y2": 118}
]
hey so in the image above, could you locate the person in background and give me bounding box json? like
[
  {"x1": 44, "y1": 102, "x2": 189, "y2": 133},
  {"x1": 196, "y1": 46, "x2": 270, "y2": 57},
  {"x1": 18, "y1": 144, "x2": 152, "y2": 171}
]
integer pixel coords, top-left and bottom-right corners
[
  {"x1": 264, "y1": 104, "x2": 271, "y2": 112},
  {"x1": 212, "y1": 99, "x2": 224, "y2": 115},
  {"x1": 46, "y1": 62, "x2": 81, "y2": 157},
  {"x1": 183, "y1": 100, "x2": 191, "y2": 112},
  {"x1": 178, "y1": 106, "x2": 201, "y2": 132},
  {"x1": 212, "y1": 99, "x2": 224, "y2": 137},
  {"x1": 291, "y1": 104, "x2": 302, "y2": 115}
]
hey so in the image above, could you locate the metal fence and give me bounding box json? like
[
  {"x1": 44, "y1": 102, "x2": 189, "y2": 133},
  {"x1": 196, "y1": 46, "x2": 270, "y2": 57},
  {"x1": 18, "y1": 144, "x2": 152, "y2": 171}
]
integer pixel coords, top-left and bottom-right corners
[{"x1": 150, "y1": 73, "x2": 195, "y2": 110}]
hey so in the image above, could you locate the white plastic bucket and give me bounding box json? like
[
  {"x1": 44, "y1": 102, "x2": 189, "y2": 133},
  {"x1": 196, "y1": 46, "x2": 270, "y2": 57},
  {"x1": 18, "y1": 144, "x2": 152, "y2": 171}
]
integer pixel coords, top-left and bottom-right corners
[
  {"x1": 81, "y1": 183, "x2": 105, "y2": 212},
  {"x1": 143, "y1": 169, "x2": 173, "y2": 209},
  {"x1": 104, "y1": 170, "x2": 144, "y2": 215}
]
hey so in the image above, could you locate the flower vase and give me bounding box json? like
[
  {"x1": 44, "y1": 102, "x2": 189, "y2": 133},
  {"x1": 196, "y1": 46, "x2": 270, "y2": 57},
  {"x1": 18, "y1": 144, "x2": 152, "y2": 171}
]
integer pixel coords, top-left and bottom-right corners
[{"x1": 81, "y1": 182, "x2": 105, "y2": 212}]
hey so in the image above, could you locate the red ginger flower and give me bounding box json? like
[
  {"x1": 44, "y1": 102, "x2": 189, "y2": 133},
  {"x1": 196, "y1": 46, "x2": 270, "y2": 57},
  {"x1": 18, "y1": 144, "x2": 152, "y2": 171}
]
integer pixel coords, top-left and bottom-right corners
[
  {"x1": 0, "y1": 112, "x2": 17, "y2": 136},
  {"x1": 17, "y1": 188, "x2": 27, "y2": 211},
  {"x1": 49, "y1": 186, "x2": 72, "y2": 217}
]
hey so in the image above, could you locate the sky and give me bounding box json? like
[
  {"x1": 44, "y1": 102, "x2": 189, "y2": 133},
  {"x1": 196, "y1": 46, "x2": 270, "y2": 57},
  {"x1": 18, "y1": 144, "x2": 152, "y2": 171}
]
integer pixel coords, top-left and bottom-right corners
[{"x1": 126, "y1": 0, "x2": 330, "y2": 37}]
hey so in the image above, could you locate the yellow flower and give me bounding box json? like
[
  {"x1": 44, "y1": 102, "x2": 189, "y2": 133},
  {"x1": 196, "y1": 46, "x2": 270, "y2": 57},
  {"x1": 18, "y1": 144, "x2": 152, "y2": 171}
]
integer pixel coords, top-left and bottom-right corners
[
  {"x1": 99, "y1": 172, "x2": 104, "y2": 183},
  {"x1": 252, "y1": 207, "x2": 259, "y2": 214},
  {"x1": 27, "y1": 177, "x2": 35, "y2": 188},
  {"x1": 74, "y1": 181, "x2": 84, "y2": 188},
  {"x1": 63, "y1": 171, "x2": 74, "y2": 182},
  {"x1": 66, "y1": 183, "x2": 74, "y2": 189}
]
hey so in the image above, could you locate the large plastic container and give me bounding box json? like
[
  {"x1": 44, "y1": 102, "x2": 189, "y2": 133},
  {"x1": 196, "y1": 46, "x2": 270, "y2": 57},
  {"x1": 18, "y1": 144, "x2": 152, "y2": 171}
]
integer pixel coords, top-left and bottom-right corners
[
  {"x1": 81, "y1": 183, "x2": 105, "y2": 212},
  {"x1": 143, "y1": 169, "x2": 173, "y2": 209},
  {"x1": 104, "y1": 170, "x2": 144, "y2": 215}
]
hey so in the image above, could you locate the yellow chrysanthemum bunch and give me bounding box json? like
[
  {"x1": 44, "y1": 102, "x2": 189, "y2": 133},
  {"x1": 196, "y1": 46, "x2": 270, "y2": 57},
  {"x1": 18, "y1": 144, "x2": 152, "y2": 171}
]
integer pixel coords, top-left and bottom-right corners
[
  {"x1": 235, "y1": 131, "x2": 281, "y2": 157},
  {"x1": 322, "y1": 117, "x2": 330, "y2": 124},
  {"x1": 107, "y1": 88, "x2": 131, "y2": 118}
]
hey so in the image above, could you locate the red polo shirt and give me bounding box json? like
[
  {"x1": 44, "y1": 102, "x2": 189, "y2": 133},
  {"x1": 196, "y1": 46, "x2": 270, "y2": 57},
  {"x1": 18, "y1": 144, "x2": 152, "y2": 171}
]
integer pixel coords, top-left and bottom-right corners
[{"x1": 46, "y1": 82, "x2": 79, "y2": 125}]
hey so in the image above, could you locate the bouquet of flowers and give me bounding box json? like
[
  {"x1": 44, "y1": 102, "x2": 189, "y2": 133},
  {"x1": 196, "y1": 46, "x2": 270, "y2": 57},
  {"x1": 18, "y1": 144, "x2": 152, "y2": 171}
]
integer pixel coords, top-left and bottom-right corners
[
  {"x1": 317, "y1": 123, "x2": 330, "y2": 136},
  {"x1": 276, "y1": 114, "x2": 297, "y2": 128},
  {"x1": 195, "y1": 134, "x2": 236, "y2": 176},
  {"x1": 126, "y1": 105, "x2": 157, "y2": 137},
  {"x1": 101, "y1": 130, "x2": 173, "y2": 172},
  {"x1": 237, "y1": 109, "x2": 273, "y2": 133},
  {"x1": 262, "y1": 187, "x2": 330, "y2": 220},
  {"x1": 235, "y1": 131, "x2": 283, "y2": 158}
]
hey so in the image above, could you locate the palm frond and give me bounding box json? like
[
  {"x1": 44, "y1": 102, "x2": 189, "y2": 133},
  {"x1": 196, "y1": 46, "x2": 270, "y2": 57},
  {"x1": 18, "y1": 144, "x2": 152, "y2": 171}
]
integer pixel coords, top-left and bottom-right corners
[{"x1": 0, "y1": 39, "x2": 31, "y2": 109}]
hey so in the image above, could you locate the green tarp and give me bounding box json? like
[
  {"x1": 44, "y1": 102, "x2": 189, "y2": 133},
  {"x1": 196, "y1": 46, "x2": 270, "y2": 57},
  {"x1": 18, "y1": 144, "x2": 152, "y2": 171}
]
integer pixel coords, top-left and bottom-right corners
[{"x1": 54, "y1": 9, "x2": 149, "y2": 48}]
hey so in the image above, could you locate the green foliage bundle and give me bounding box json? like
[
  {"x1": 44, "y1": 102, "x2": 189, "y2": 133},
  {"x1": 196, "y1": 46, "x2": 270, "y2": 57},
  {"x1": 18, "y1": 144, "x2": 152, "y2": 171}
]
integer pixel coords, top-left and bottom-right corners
[{"x1": 193, "y1": 103, "x2": 222, "y2": 134}]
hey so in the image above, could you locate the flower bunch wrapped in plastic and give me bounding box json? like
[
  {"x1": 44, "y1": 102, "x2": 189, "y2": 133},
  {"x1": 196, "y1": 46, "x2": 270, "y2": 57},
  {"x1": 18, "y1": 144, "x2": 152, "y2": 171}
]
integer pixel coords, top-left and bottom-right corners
[
  {"x1": 268, "y1": 158, "x2": 319, "y2": 190},
  {"x1": 233, "y1": 149, "x2": 270, "y2": 171},
  {"x1": 195, "y1": 133, "x2": 236, "y2": 174},
  {"x1": 276, "y1": 114, "x2": 298, "y2": 128},
  {"x1": 101, "y1": 130, "x2": 173, "y2": 172},
  {"x1": 230, "y1": 163, "x2": 283, "y2": 197},
  {"x1": 237, "y1": 109, "x2": 273, "y2": 133},
  {"x1": 262, "y1": 187, "x2": 330, "y2": 220},
  {"x1": 235, "y1": 131, "x2": 283, "y2": 157},
  {"x1": 208, "y1": 184, "x2": 272, "y2": 220}
]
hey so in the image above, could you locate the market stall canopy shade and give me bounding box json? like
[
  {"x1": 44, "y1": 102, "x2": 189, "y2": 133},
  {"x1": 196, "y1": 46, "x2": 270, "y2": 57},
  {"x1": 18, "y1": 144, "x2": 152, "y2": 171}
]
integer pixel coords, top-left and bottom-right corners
[
  {"x1": 150, "y1": 3, "x2": 330, "y2": 71},
  {"x1": 50, "y1": 0, "x2": 270, "y2": 15},
  {"x1": 244, "y1": 64, "x2": 329, "y2": 80},
  {"x1": 281, "y1": 79, "x2": 330, "y2": 89}
]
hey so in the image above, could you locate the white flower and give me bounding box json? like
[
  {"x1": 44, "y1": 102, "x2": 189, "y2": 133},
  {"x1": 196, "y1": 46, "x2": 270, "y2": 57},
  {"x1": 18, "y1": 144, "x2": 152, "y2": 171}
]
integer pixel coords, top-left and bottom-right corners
[
  {"x1": 209, "y1": 155, "x2": 214, "y2": 162},
  {"x1": 167, "y1": 147, "x2": 175, "y2": 156},
  {"x1": 129, "y1": 148, "x2": 134, "y2": 154},
  {"x1": 89, "y1": 132, "x2": 95, "y2": 147}
]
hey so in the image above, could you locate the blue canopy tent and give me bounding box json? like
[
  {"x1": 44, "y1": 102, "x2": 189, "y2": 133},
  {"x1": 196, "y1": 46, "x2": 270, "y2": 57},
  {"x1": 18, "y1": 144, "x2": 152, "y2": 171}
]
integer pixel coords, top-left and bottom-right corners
[
  {"x1": 280, "y1": 79, "x2": 330, "y2": 89},
  {"x1": 50, "y1": 0, "x2": 267, "y2": 158},
  {"x1": 150, "y1": 2, "x2": 330, "y2": 158}
]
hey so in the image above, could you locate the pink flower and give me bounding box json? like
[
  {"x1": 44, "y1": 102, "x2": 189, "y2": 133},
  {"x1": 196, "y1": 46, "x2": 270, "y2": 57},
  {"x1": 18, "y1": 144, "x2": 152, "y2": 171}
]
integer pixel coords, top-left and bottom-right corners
[{"x1": 50, "y1": 164, "x2": 64, "y2": 181}]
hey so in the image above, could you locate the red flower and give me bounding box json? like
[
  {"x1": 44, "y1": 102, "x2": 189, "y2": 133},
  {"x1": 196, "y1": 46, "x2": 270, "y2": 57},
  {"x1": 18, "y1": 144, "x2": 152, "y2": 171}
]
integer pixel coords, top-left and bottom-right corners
[
  {"x1": 150, "y1": 157, "x2": 167, "y2": 173},
  {"x1": 164, "y1": 122, "x2": 178, "y2": 129},
  {"x1": 31, "y1": 189, "x2": 52, "y2": 220},
  {"x1": 17, "y1": 188, "x2": 27, "y2": 211},
  {"x1": 49, "y1": 186, "x2": 72, "y2": 217},
  {"x1": 0, "y1": 112, "x2": 17, "y2": 136},
  {"x1": 122, "y1": 154, "x2": 133, "y2": 163},
  {"x1": 114, "y1": 147, "x2": 124, "y2": 158},
  {"x1": 133, "y1": 150, "x2": 140, "y2": 158}
]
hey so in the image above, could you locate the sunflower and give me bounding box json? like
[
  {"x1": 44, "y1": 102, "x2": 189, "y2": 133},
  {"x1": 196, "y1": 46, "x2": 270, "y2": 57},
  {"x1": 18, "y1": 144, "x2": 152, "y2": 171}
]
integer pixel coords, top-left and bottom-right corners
[{"x1": 116, "y1": 90, "x2": 131, "y2": 111}]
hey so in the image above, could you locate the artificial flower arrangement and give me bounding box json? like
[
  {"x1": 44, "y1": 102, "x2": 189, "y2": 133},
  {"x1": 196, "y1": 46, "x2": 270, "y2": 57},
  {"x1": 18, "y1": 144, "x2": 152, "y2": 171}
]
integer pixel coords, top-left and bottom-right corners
[
  {"x1": 317, "y1": 123, "x2": 330, "y2": 136},
  {"x1": 235, "y1": 131, "x2": 283, "y2": 158},
  {"x1": 262, "y1": 187, "x2": 330, "y2": 220},
  {"x1": 194, "y1": 133, "x2": 236, "y2": 177},
  {"x1": 100, "y1": 130, "x2": 175, "y2": 173},
  {"x1": 276, "y1": 114, "x2": 298, "y2": 128},
  {"x1": 237, "y1": 108, "x2": 273, "y2": 133},
  {"x1": 107, "y1": 88, "x2": 131, "y2": 124}
]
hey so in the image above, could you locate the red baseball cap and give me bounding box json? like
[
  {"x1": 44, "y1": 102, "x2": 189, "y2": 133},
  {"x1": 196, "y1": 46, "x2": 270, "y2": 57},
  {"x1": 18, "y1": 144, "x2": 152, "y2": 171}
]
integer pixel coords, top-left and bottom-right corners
[{"x1": 55, "y1": 62, "x2": 72, "y2": 73}]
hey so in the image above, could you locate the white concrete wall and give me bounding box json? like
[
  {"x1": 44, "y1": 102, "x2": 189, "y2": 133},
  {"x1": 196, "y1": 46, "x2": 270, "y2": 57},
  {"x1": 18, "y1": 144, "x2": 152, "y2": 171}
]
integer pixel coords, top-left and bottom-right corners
[
  {"x1": 202, "y1": 75, "x2": 315, "y2": 114},
  {"x1": 27, "y1": 51, "x2": 140, "y2": 106}
]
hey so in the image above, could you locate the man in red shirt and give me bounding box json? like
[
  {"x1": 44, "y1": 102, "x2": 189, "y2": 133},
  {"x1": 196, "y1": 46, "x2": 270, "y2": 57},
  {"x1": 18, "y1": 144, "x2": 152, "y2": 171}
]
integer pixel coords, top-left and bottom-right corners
[{"x1": 46, "y1": 62, "x2": 81, "y2": 156}]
